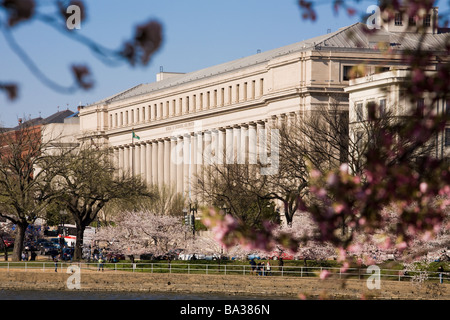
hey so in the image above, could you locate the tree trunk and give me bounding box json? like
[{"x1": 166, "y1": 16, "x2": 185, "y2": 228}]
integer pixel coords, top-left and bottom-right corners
[
  {"x1": 74, "y1": 224, "x2": 85, "y2": 261},
  {"x1": 11, "y1": 222, "x2": 28, "y2": 262},
  {"x1": 1, "y1": 240, "x2": 8, "y2": 261}
]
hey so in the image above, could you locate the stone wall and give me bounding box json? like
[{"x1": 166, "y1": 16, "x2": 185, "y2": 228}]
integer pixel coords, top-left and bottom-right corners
[{"x1": 0, "y1": 270, "x2": 448, "y2": 299}]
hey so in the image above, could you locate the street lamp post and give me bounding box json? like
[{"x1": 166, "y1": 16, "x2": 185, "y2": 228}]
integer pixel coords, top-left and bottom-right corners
[
  {"x1": 59, "y1": 210, "x2": 67, "y2": 261},
  {"x1": 183, "y1": 208, "x2": 188, "y2": 240},
  {"x1": 189, "y1": 203, "x2": 198, "y2": 238}
]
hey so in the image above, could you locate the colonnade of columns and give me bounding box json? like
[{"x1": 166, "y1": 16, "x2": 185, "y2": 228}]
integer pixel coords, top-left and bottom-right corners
[{"x1": 113, "y1": 112, "x2": 298, "y2": 199}]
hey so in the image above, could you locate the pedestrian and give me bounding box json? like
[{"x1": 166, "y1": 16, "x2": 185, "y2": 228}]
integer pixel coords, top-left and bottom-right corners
[
  {"x1": 257, "y1": 262, "x2": 262, "y2": 276},
  {"x1": 266, "y1": 261, "x2": 271, "y2": 276},
  {"x1": 54, "y1": 257, "x2": 58, "y2": 272},
  {"x1": 438, "y1": 265, "x2": 444, "y2": 284},
  {"x1": 249, "y1": 258, "x2": 256, "y2": 275},
  {"x1": 98, "y1": 257, "x2": 104, "y2": 272},
  {"x1": 261, "y1": 262, "x2": 265, "y2": 276}
]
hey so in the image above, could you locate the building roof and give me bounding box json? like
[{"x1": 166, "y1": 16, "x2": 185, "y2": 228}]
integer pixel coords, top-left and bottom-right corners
[
  {"x1": 42, "y1": 109, "x2": 75, "y2": 124},
  {"x1": 90, "y1": 22, "x2": 450, "y2": 106},
  {"x1": 11, "y1": 109, "x2": 75, "y2": 130}
]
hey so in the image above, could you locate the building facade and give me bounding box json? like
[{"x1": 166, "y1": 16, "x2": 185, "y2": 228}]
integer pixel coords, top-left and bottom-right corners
[
  {"x1": 345, "y1": 69, "x2": 449, "y2": 160},
  {"x1": 78, "y1": 21, "x2": 449, "y2": 202}
]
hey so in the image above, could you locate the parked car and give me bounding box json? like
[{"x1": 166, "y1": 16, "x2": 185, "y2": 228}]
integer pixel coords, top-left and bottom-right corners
[
  {"x1": 40, "y1": 243, "x2": 59, "y2": 256},
  {"x1": 178, "y1": 253, "x2": 208, "y2": 260},
  {"x1": 178, "y1": 253, "x2": 193, "y2": 261},
  {"x1": 269, "y1": 252, "x2": 294, "y2": 260},
  {"x1": 205, "y1": 254, "x2": 228, "y2": 261},
  {"x1": 62, "y1": 248, "x2": 74, "y2": 261},
  {"x1": 24, "y1": 242, "x2": 37, "y2": 252},
  {"x1": 49, "y1": 238, "x2": 62, "y2": 249},
  {"x1": 1, "y1": 238, "x2": 14, "y2": 248},
  {"x1": 166, "y1": 248, "x2": 183, "y2": 260}
]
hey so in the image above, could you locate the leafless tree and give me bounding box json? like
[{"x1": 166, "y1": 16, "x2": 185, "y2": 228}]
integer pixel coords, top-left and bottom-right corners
[
  {"x1": 50, "y1": 141, "x2": 154, "y2": 260},
  {"x1": 0, "y1": 121, "x2": 63, "y2": 261}
]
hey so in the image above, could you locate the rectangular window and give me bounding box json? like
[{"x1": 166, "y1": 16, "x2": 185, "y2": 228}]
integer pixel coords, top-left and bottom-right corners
[
  {"x1": 395, "y1": 13, "x2": 403, "y2": 26},
  {"x1": 260, "y1": 78, "x2": 264, "y2": 96},
  {"x1": 375, "y1": 66, "x2": 390, "y2": 74},
  {"x1": 243, "y1": 82, "x2": 248, "y2": 101},
  {"x1": 356, "y1": 103, "x2": 363, "y2": 121},
  {"x1": 424, "y1": 14, "x2": 431, "y2": 27},
  {"x1": 200, "y1": 93, "x2": 204, "y2": 109},
  {"x1": 343, "y1": 66, "x2": 352, "y2": 81},
  {"x1": 343, "y1": 65, "x2": 363, "y2": 81},
  {"x1": 356, "y1": 131, "x2": 364, "y2": 150},
  {"x1": 228, "y1": 86, "x2": 232, "y2": 104},
  {"x1": 251, "y1": 80, "x2": 256, "y2": 99},
  {"x1": 408, "y1": 16, "x2": 416, "y2": 26},
  {"x1": 213, "y1": 90, "x2": 217, "y2": 107},
  {"x1": 379, "y1": 98, "x2": 386, "y2": 117},
  {"x1": 445, "y1": 99, "x2": 450, "y2": 117},
  {"x1": 221, "y1": 88, "x2": 225, "y2": 106}
]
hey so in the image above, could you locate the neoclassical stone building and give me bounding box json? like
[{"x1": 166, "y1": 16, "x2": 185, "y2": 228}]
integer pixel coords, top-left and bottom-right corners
[{"x1": 79, "y1": 21, "x2": 449, "y2": 201}]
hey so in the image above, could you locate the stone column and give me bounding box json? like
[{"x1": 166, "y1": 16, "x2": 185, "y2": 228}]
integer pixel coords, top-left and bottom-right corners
[
  {"x1": 130, "y1": 145, "x2": 135, "y2": 176},
  {"x1": 170, "y1": 137, "x2": 178, "y2": 190},
  {"x1": 151, "y1": 141, "x2": 158, "y2": 185},
  {"x1": 257, "y1": 120, "x2": 268, "y2": 165},
  {"x1": 140, "y1": 143, "x2": 146, "y2": 179},
  {"x1": 240, "y1": 124, "x2": 248, "y2": 165},
  {"x1": 225, "y1": 127, "x2": 234, "y2": 164},
  {"x1": 176, "y1": 136, "x2": 184, "y2": 194},
  {"x1": 164, "y1": 138, "x2": 170, "y2": 187},
  {"x1": 135, "y1": 144, "x2": 141, "y2": 177},
  {"x1": 191, "y1": 133, "x2": 197, "y2": 188},
  {"x1": 203, "y1": 130, "x2": 212, "y2": 166},
  {"x1": 146, "y1": 142, "x2": 152, "y2": 184},
  {"x1": 123, "y1": 146, "x2": 129, "y2": 175},
  {"x1": 248, "y1": 123, "x2": 257, "y2": 164},
  {"x1": 183, "y1": 134, "x2": 191, "y2": 197},
  {"x1": 118, "y1": 146, "x2": 124, "y2": 176},
  {"x1": 158, "y1": 139, "x2": 164, "y2": 186},
  {"x1": 218, "y1": 128, "x2": 225, "y2": 165},
  {"x1": 233, "y1": 126, "x2": 241, "y2": 165},
  {"x1": 211, "y1": 129, "x2": 218, "y2": 165}
]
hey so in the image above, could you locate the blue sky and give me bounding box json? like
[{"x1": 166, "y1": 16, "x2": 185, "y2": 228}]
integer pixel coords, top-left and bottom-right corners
[{"x1": 0, "y1": 0, "x2": 448, "y2": 128}]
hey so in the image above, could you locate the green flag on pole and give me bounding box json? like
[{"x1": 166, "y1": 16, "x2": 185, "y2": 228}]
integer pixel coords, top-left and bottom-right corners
[{"x1": 132, "y1": 131, "x2": 140, "y2": 140}]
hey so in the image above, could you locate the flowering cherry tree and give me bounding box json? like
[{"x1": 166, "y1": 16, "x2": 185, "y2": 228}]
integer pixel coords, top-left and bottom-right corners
[{"x1": 92, "y1": 211, "x2": 187, "y2": 257}]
